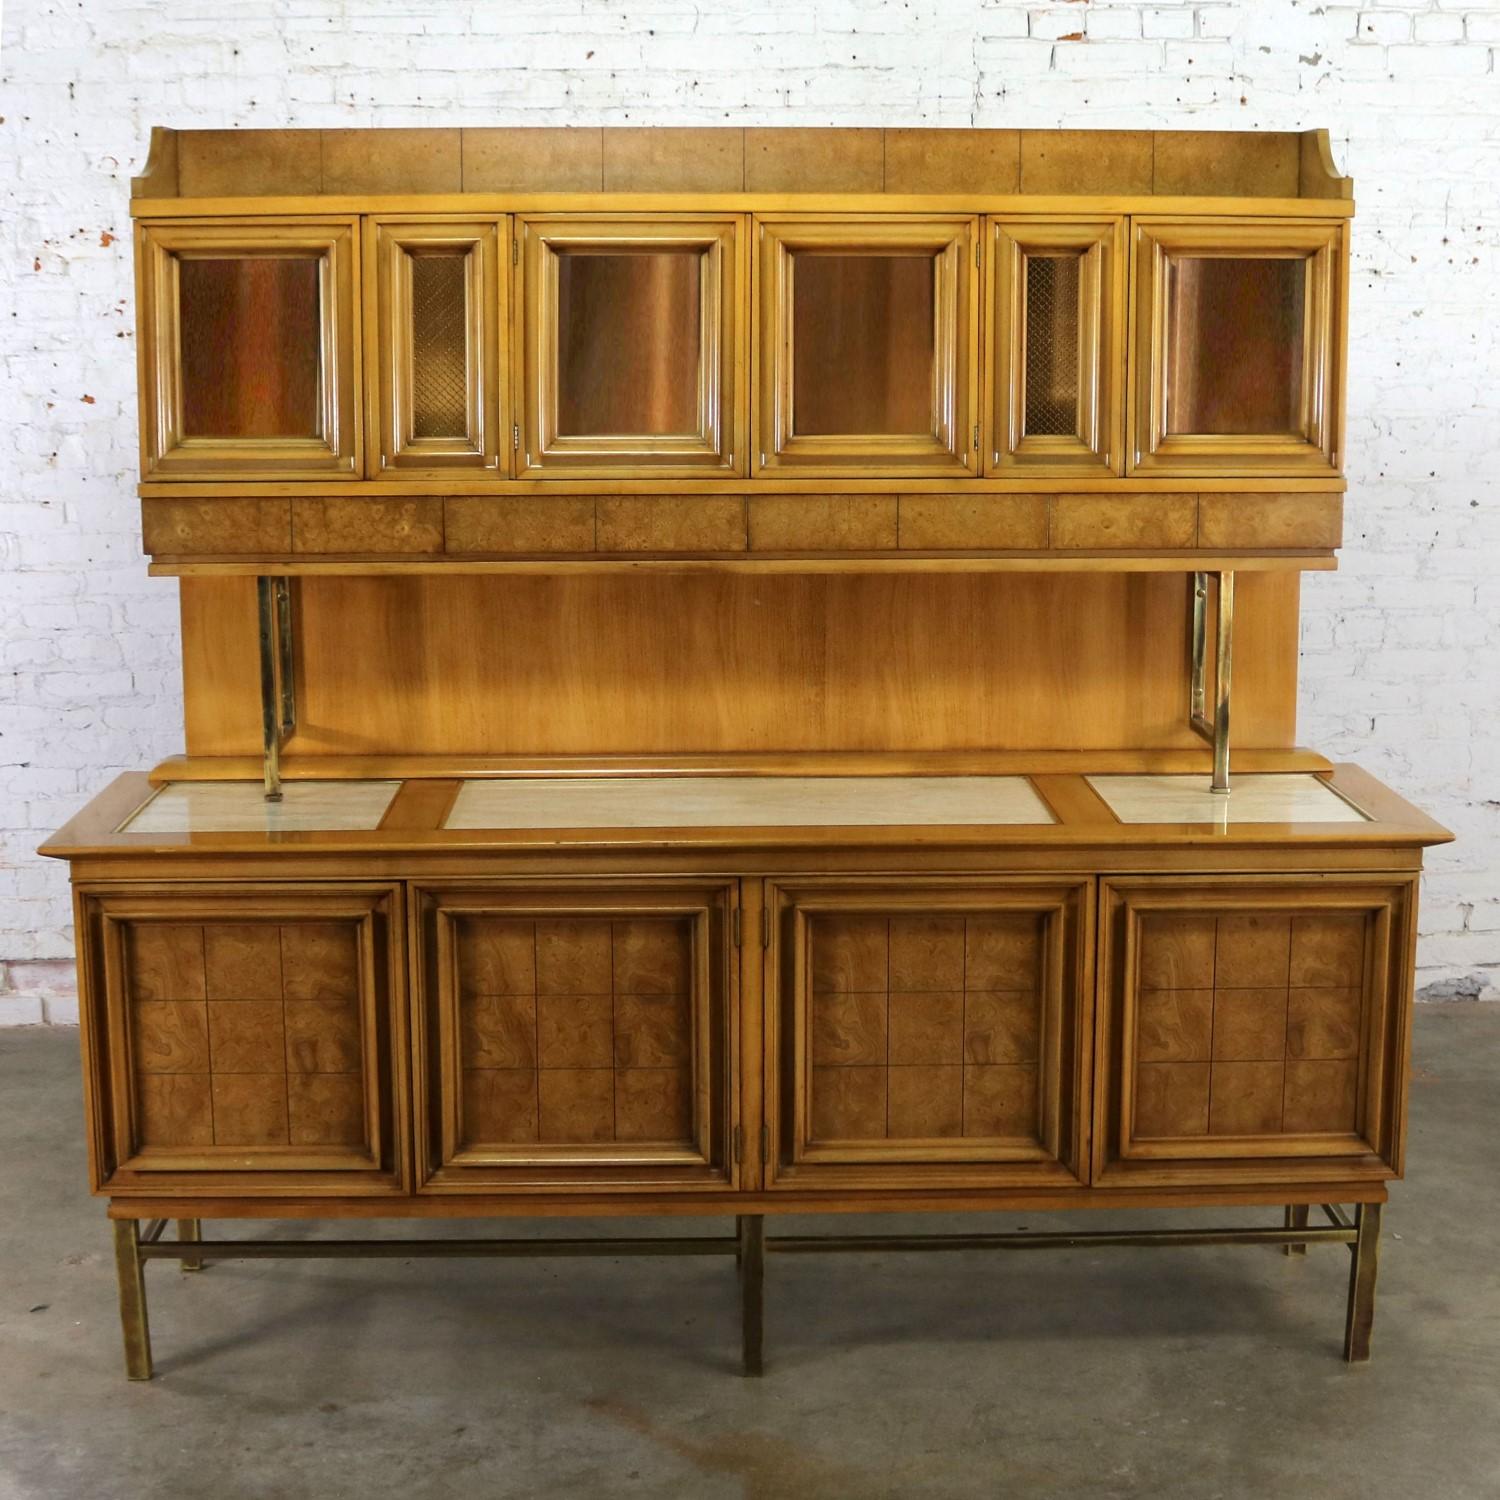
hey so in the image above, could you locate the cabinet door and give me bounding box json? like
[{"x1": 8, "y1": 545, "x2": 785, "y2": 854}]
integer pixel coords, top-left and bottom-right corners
[
  {"x1": 986, "y1": 218, "x2": 1123, "y2": 474},
  {"x1": 515, "y1": 216, "x2": 744, "y2": 476},
  {"x1": 755, "y1": 218, "x2": 979, "y2": 475},
  {"x1": 76, "y1": 885, "x2": 406, "y2": 1195},
  {"x1": 368, "y1": 218, "x2": 504, "y2": 473},
  {"x1": 138, "y1": 219, "x2": 360, "y2": 479},
  {"x1": 1129, "y1": 219, "x2": 1344, "y2": 475},
  {"x1": 413, "y1": 882, "x2": 739, "y2": 1192},
  {"x1": 1095, "y1": 876, "x2": 1417, "y2": 1188},
  {"x1": 764, "y1": 878, "x2": 1092, "y2": 1191}
]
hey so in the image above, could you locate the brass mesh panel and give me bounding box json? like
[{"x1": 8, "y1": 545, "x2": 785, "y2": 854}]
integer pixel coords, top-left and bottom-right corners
[
  {"x1": 1023, "y1": 254, "x2": 1081, "y2": 438},
  {"x1": 409, "y1": 251, "x2": 469, "y2": 440}
]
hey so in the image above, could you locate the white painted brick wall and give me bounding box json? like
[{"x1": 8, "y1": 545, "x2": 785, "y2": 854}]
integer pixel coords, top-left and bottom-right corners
[{"x1": 1, "y1": 0, "x2": 1497, "y2": 1023}]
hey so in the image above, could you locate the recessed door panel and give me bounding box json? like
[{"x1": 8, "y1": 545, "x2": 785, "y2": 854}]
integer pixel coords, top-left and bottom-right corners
[
  {"x1": 1095, "y1": 876, "x2": 1417, "y2": 1187},
  {"x1": 517, "y1": 216, "x2": 744, "y2": 476},
  {"x1": 764, "y1": 877, "x2": 1092, "y2": 1191},
  {"x1": 139, "y1": 219, "x2": 360, "y2": 479},
  {"x1": 755, "y1": 217, "x2": 979, "y2": 475},
  {"x1": 414, "y1": 882, "x2": 739, "y2": 1192}
]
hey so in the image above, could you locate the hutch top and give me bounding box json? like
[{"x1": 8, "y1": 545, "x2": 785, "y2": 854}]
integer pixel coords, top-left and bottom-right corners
[{"x1": 132, "y1": 124, "x2": 1350, "y2": 576}]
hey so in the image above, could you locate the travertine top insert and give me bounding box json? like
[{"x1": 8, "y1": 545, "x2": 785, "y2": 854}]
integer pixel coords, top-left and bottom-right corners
[
  {"x1": 1087, "y1": 773, "x2": 1368, "y2": 826},
  {"x1": 120, "y1": 780, "x2": 399, "y2": 833},
  {"x1": 445, "y1": 776, "x2": 1054, "y2": 829}
]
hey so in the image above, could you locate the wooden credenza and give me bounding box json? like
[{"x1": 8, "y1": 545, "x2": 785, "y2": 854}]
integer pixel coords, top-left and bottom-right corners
[{"x1": 43, "y1": 125, "x2": 1450, "y2": 1378}]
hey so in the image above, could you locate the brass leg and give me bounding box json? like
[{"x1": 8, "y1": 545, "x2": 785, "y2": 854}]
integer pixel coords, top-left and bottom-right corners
[
  {"x1": 1283, "y1": 1204, "x2": 1310, "y2": 1257},
  {"x1": 178, "y1": 1218, "x2": 203, "y2": 1273},
  {"x1": 112, "y1": 1219, "x2": 153, "y2": 1381},
  {"x1": 738, "y1": 1214, "x2": 765, "y2": 1377},
  {"x1": 1343, "y1": 1202, "x2": 1382, "y2": 1363}
]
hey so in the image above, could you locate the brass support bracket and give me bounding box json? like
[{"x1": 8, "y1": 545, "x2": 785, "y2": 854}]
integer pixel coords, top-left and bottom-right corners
[
  {"x1": 1188, "y1": 569, "x2": 1235, "y2": 794},
  {"x1": 256, "y1": 576, "x2": 296, "y2": 802}
]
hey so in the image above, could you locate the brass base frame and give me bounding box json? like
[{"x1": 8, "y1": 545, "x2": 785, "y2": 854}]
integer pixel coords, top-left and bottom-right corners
[{"x1": 110, "y1": 1202, "x2": 1381, "y2": 1381}]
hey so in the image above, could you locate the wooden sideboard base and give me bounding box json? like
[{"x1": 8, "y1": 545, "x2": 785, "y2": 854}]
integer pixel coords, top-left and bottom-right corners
[{"x1": 110, "y1": 1199, "x2": 1383, "y2": 1381}]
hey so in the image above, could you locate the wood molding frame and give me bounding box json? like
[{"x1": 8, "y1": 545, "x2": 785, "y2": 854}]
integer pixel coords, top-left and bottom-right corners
[
  {"x1": 137, "y1": 218, "x2": 361, "y2": 480},
  {"x1": 753, "y1": 216, "x2": 979, "y2": 477},
  {"x1": 366, "y1": 216, "x2": 505, "y2": 474},
  {"x1": 986, "y1": 216, "x2": 1126, "y2": 475},
  {"x1": 1128, "y1": 217, "x2": 1345, "y2": 477},
  {"x1": 515, "y1": 214, "x2": 746, "y2": 477}
]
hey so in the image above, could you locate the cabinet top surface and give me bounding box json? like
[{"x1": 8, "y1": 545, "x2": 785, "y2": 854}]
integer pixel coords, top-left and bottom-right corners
[{"x1": 41, "y1": 763, "x2": 1449, "y2": 859}]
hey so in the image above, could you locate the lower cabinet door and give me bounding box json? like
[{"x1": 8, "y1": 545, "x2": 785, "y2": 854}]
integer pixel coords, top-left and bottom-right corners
[
  {"x1": 412, "y1": 881, "x2": 739, "y2": 1192},
  {"x1": 1094, "y1": 875, "x2": 1418, "y2": 1187},
  {"x1": 77, "y1": 884, "x2": 407, "y2": 1195},
  {"x1": 764, "y1": 877, "x2": 1093, "y2": 1191}
]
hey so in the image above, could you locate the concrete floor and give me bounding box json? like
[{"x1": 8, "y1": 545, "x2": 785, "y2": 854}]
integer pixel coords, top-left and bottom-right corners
[{"x1": 1, "y1": 1012, "x2": 1498, "y2": 1500}]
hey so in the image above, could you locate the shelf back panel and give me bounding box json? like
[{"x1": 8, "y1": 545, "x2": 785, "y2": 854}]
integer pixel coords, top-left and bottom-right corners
[{"x1": 181, "y1": 572, "x2": 1299, "y2": 757}]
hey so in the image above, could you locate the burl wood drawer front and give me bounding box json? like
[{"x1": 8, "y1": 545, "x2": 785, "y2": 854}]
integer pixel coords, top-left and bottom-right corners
[
  {"x1": 413, "y1": 882, "x2": 738, "y2": 1191},
  {"x1": 764, "y1": 878, "x2": 1093, "y2": 1191},
  {"x1": 76, "y1": 885, "x2": 407, "y2": 1195},
  {"x1": 1095, "y1": 876, "x2": 1417, "y2": 1187}
]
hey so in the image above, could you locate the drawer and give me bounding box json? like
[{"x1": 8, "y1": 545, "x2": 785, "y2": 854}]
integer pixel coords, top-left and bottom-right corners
[
  {"x1": 1094, "y1": 875, "x2": 1417, "y2": 1187},
  {"x1": 76, "y1": 884, "x2": 407, "y2": 1195},
  {"x1": 411, "y1": 881, "x2": 739, "y2": 1192},
  {"x1": 763, "y1": 877, "x2": 1093, "y2": 1192}
]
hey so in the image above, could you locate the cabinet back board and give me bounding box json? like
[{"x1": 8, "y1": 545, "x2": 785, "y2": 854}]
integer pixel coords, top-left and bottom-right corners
[{"x1": 180, "y1": 571, "x2": 1298, "y2": 756}]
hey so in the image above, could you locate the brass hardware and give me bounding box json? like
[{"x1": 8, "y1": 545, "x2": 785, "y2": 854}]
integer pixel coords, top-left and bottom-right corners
[
  {"x1": 275, "y1": 578, "x2": 295, "y2": 737},
  {"x1": 112, "y1": 1219, "x2": 152, "y2": 1382},
  {"x1": 760, "y1": 1123, "x2": 770, "y2": 1163},
  {"x1": 512, "y1": 422, "x2": 519, "y2": 451},
  {"x1": 1283, "y1": 1203, "x2": 1311, "y2": 1257},
  {"x1": 768, "y1": 1224, "x2": 1357, "y2": 1253},
  {"x1": 111, "y1": 1208, "x2": 1372, "y2": 1379},
  {"x1": 511, "y1": 238, "x2": 518, "y2": 266},
  {"x1": 1187, "y1": 569, "x2": 1234, "y2": 794},
  {"x1": 256, "y1": 576, "x2": 295, "y2": 801},
  {"x1": 136, "y1": 1235, "x2": 739, "y2": 1262},
  {"x1": 1323, "y1": 1202, "x2": 1354, "y2": 1231},
  {"x1": 738, "y1": 1215, "x2": 766, "y2": 1377},
  {"x1": 178, "y1": 1218, "x2": 203, "y2": 1274},
  {"x1": 1344, "y1": 1202, "x2": 1381, "y2": 1362}
]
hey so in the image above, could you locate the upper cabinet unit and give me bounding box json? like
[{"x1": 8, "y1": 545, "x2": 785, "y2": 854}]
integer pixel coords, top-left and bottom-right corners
[
  {"x1": 986, "y1": 217, "x2": 1124, "y2": 475},
  {"x1": 368, "y1": 218, "x2": 505, "y2": 474},
  {"x1": 755, "y1": 217, "x2": 979, "y2": 476},
  {"x1": 1129, "y1": 220, "x2": 1345, "y2": 476},
  {"x1": 138, "y1": 219, "x2": 360, "y2": 480},
  {"x1": 515, "y1": 215, "x2": 745, "y2": 477}
]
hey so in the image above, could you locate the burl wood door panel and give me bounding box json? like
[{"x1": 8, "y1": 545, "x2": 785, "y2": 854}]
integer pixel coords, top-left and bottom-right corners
[
  {"x1": 76, "y1": 885, "x2": 407, "y2": 1195},
  {"x1": 1095, "y1": 876, "x2": 1418, "y2": 1187},
  {"x1": 764, "y1": 878, "x2": 1093, "y2": 1191},
  {"x1": 413, "y1": 882, "x2": 738, "y2": 1191}
]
